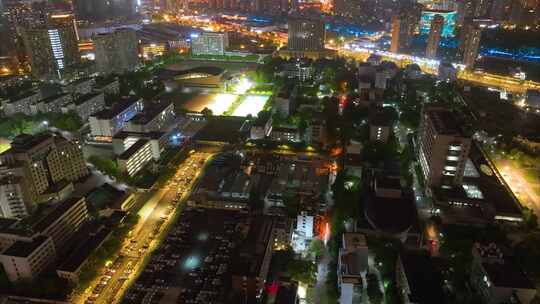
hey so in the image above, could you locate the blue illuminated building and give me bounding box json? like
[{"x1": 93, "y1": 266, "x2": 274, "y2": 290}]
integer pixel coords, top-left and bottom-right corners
[{"x1": 420, "y1": 10, "x2": 456, "y2": 38}]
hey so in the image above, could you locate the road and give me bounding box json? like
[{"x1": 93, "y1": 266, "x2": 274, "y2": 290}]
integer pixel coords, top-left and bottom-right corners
[{"x1": 74, "y1": 151, "x2": 212, "y2": 304}]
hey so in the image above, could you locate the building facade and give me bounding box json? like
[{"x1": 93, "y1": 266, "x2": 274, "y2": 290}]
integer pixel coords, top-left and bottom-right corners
[
  {"x1": 93, "y1": 28, "x2": 139, "y2": 75},
  {"x1": 0, "y1": 133, "x2": 88, "y2": 218},
  {"x1": 20, "y1": 13, "x2": 79, "y2": 79},
  {"x1": 417, "y1": 106, "x2": 471, "y2": 187},
  {"x1": 191, "y1": 32, "x2": 229, "y2": 56},
  {"x1": 426, "y1": 14, "x2": 444, "y2": 58}
]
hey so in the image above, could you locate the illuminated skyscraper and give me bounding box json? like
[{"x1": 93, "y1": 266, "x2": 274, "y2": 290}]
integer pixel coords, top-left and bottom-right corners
[
  {"x1": 426, "y1": 14, "x2": 444, "y2": 58},
  {"x1": 20, "y1": 13, "x2": 79, "y2": 79},
  {"x1": 461, "y1": 22, "x2": 481, "y2": 70}
]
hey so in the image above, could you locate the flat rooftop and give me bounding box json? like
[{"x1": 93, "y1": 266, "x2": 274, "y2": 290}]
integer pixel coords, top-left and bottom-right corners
[
  {"x1": 399, "y1": 250, "x2": 445, "y2": 304},
  {"x1": 194, "y1": 116, "x2": 247, "y2": 143},
  {"x1": 57, "y1": 227, "x2": 112, "y2": 273},
  {"x1": 93, "y1": 96, "x2": 141, "y2": 120},
  {"x1": 32, "y1": 197, "x2": 85, "y2": 232},
  {"x1": 129, "y1": 101, "x2": 172, "y2": 125},
  {"x1": 118, "y1": 138, "x2": 149, "y2": 160},
  {"x1": 2, "y1": 235, "x2": 50, "y2": 257},
  {"x1": 74, "y1": 92, "x2": 102, "y2": 105},
  {"x1": 425, "y1": 107, "x2": 463, "y2": 136}
]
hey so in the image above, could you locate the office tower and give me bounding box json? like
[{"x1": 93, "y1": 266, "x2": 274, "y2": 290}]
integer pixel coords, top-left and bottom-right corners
[
  {"x1": 93, "y1": 28, "x2": 139, "y2": 75},
  {"x1": 417, "y1": 106, "x2": 471, "y2": 187},
  {"x1": 0, "y1": 133, "x2": 88, "y2": 219},
  {"x1": 191, "y1": 32, "x2": 229, "y2": 55},
  {"x1": 287, "y1": 14, "x2": 325, "y2": 52},
  {"x1": 20, "y1": 13, "x2": 79, "y2": 79},
  {"x1": 390, "y1": 11, "x2": 419, "y2": 53},
  {"x1": 461, "y1": 22, "x2": 481, "y2": 70},
  {"x1": 426, "y1": 14, "x2": 444, "y2": 58}
]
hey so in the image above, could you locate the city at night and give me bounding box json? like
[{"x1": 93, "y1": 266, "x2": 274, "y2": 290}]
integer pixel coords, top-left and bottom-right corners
[{"x1": 0, "y1": 0, "x2": 539, "y2": 303}]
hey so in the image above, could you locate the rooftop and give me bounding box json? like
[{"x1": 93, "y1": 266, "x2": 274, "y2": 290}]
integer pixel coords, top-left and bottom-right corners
[
  {"x1": 92, "y1": 96, "x2": 141, "y2": 120},
  {"x1": 40, "y1": 92, "x2": 70, "y2": 104},
  {"x1": 57, "y1": 227, "x2": 112, "y2": 273},
  {"x1": 118, "y1": 138, "x2": 149, "y2": 160},
  {"x1": 425, "y1": 107, "x2": 463, "y2": 136},
  {"x1": 129, "y1": 101, "x2": 172, "y2": 125},
  {"x1": 194, "y1": 116, "x2": 247, "y2": 143},
  {"x1": 32, "y1": 197, "x2": 85, "y2": 232},
  {"x1": 74, "y1": 92, "x2": 102, "y2": 105},
  {"x1": 2, "y1": 235, "x2": 50, "y2": 258},
  {"x1": 399, "y1": 250, "x2": 445, "y2": 304},
  {"x1": 369, "y1": 106, "x2": 395, "y2": 127},
  {"x1": 474, "y1": 243, "x2": 535, "y2": 290}
]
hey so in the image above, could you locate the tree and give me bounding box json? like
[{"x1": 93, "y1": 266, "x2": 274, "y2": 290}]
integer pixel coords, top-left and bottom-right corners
[
  {"x1": 88, "y1": 155, "x2": 120, "y2": 178},
  {"x1": 287, "y1": 259, "x2": 317, "y2": 285},
  {"x1": 201, "y1": 107, "x2": 213, "y2": 117},
  {"x1": 367, "y1": 273, "x2": 384, "y2": 304},
  {"x1": 308, "y1": 239, "x2": 325, "y2": 260}
]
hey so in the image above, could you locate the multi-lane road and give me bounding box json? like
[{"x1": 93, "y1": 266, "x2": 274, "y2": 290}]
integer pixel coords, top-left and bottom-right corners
[{"x1": 74, "y1": 151, "x2": 211, "y2": 304}]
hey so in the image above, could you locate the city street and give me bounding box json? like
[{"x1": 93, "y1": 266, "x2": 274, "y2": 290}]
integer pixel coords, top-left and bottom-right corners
[{"x1": 74, "y1": 151, "x2": 211, "y2": 304}]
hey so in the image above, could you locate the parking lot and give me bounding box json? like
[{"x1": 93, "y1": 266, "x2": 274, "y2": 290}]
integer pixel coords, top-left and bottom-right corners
[
  {"x1": 78, "y1": 152, "x2": 211, "y2": 304},
  {"x1": 123, "y1": 208, "x2": 246, "y2": 304}
]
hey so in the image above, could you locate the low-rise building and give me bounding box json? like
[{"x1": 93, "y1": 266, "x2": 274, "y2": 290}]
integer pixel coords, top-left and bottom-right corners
[
  {"x1": 470, "y1": 242, "x2": 536, "y2": 304},
  {"x1": 94, "y1": 77, "x2": 120, "y2": 95},
  {"x1": 250, "y1": 113, "x2": 272, "y2": 140},
  {"x1": 0, "y1": 235, "x2": 56, "y2": 282},
  {"x1": 37, "y1": 93, "x2": 72, "y2": 113},
  {"x1": 231, "y1": 216, "x2": 275, "y2": 301},
  {"x1": 125, "y1": 101, "x2": 175, "y2": 133},
  {"x1": 89, "y1": 96, "x2": 144, "y2": 140},
  {"x1": 282, "y1": 61, "x2": 313, "y2": 81},
  {"x1": 270, "y1": 127, "x2": 300, "y2": 142},
  {"x1": 338, "y1": 233, "x2": 368, "y2": 304},
  {"x1": 66, "y1": 77, "x2": 95, "y2": 96},
  {"x1": 291, "y1": 212, "x2": 314, "y2": 252},
  {"x1": 56, "y1": 227, "x2": 112, "y2": 283},
  {"x1": 369, "y1": 106, "x2": 394, "y2": 143},
  {"x1": 2, "y1": 90, "x2": 41, "y2": 116},
  {"x1": 67, "y1": 92, "x2": 105, "y2": 121},
  {"x1": 396, "y1": 250, "x2": 445, "y2": 304},
  {"x1": 117, "y1": 139, "x2": 153, "y2": 176}
]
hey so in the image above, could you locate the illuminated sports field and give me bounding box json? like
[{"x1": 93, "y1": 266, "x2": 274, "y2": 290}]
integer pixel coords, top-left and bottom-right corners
[
  {"x1": 232, "y1": 94, "x2": 270, "y2": 117},
  {"x1": 207, "y1": 93, "x2": 239, "y2": 115}
]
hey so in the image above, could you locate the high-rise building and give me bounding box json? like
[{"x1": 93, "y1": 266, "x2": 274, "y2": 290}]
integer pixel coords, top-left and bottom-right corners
[
  {"x1": 191, "y1": 32, "x2": 229, "y2": 56},
  {"x1": 461, "y1": 22, "x2": 482, "y2": 70},
  {"x1": 287, "y1": 14, "x2": 325, "y2": 52},
  {"x1": 390, "y1": 10, "x2": 419, "y2": 53},
  {"x1": 20, "y1": 13, "x2": 79, "y2": 79},
  {"x1": 0, "y1": 133, "x2": 88, "y2": 219},
  {"x1": 417, "y1": 106, "x2": 471, "y2": 187},
  {"x1": 426, "y1": 14, "x2": 444, "y2": 58},
  {"x1": 93, "y1": 28, "x2": 139, "y2": 75}
]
